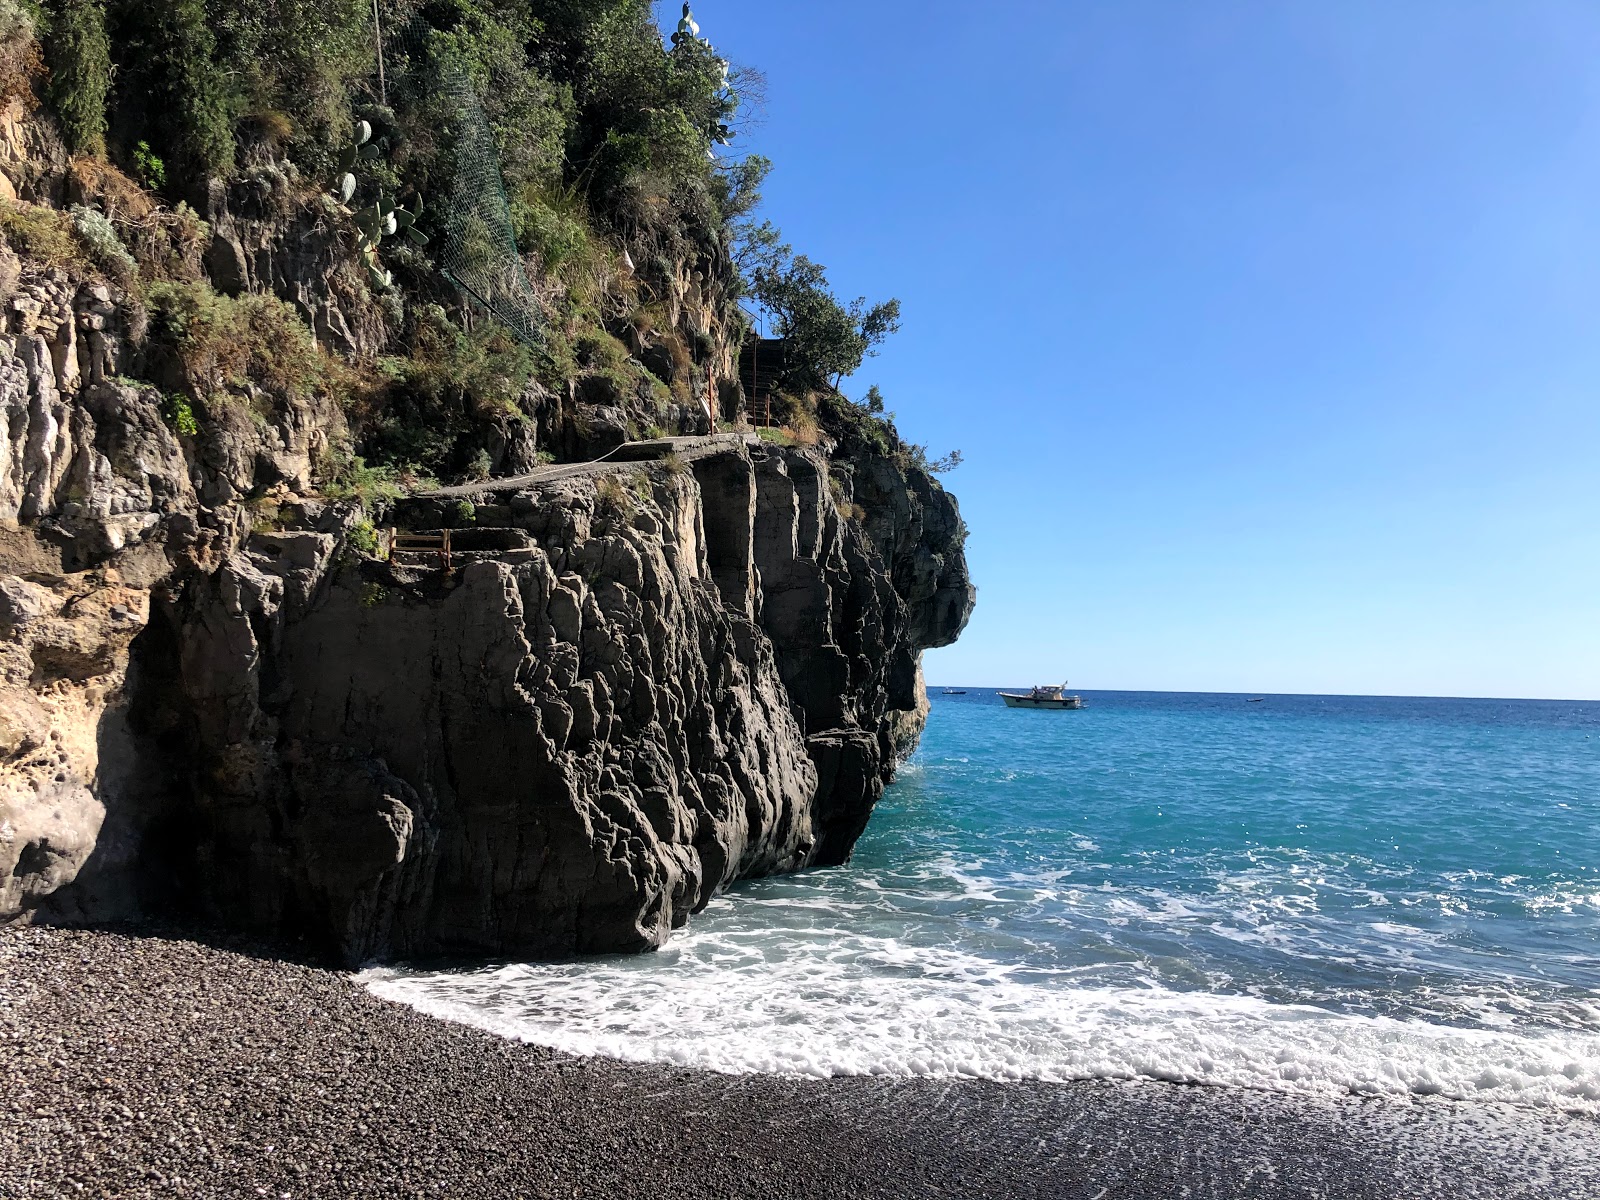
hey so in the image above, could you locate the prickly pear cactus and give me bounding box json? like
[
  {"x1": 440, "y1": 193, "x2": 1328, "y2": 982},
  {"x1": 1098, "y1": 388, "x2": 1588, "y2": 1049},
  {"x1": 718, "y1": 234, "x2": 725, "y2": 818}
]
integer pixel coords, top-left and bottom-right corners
[{"x1": 329, "y1": 120, "x2": 427, "y2": 292}]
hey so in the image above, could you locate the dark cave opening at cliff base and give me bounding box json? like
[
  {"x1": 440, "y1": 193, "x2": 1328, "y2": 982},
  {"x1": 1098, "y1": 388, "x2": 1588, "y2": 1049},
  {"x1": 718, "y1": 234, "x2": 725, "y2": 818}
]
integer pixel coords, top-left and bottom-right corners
[{"x1": 40, "y1": 599, "x2": 210, "y2": 933}]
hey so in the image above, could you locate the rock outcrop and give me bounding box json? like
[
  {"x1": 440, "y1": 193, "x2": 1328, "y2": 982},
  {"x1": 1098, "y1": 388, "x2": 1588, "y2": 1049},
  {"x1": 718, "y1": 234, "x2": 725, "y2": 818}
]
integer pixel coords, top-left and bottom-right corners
[
  {"x1": 39, "y1": 436, "x2": 967, "y2": 964},
  {"x1": 0, "y1": 87, "x2": 974, "y2": 966},
  {"x1": 0, "y1": 263, "x2": 973, "y2": 961}
]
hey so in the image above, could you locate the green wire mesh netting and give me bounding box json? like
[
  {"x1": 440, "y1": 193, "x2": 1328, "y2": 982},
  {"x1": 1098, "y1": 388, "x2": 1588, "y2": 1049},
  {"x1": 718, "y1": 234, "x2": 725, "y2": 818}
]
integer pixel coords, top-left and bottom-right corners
[{"x1": 387, "y1": 15, "x2": 545, "y2": 351}]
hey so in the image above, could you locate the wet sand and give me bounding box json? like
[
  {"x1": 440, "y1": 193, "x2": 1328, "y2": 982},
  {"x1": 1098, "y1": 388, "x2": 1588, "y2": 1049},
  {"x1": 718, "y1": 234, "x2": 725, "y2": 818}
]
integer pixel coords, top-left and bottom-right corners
[{"x1": 2, "y1": 926, "x2": 1594, "y2": 1199}]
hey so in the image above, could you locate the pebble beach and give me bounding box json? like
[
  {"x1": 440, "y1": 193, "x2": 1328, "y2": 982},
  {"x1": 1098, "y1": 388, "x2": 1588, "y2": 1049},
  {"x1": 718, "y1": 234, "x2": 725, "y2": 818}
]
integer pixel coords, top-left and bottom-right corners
[{"x1": 2, "y1": 925, "x2": 1597, "y2": 1199}]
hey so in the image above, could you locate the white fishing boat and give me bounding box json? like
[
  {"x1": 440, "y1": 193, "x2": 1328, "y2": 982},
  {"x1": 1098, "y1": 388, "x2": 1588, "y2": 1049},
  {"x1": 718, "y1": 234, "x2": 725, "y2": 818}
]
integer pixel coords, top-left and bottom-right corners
[{"x1": 999, "y1": 683, "x2": 1084, "y2": 710}]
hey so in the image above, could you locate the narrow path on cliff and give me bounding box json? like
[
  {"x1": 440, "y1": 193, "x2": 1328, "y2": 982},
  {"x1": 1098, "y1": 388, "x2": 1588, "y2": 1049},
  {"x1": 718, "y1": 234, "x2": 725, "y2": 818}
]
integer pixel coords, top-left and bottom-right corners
[{"x1": 421, "y1": 432, "x2": 764, "y2": 498}]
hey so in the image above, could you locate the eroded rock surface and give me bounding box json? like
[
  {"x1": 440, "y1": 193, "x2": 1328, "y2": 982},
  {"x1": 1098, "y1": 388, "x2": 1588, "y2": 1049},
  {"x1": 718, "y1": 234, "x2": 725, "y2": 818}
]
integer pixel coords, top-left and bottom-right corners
[
  {"x1": 74, "y1": 439, "x2": 968, "y2": 963},
  {"x1": 0, "y1": 280, "x2": 973, "y2": 962},
  {"x1": 0, "y1": 127, "x2": 973, "y2": 966}
]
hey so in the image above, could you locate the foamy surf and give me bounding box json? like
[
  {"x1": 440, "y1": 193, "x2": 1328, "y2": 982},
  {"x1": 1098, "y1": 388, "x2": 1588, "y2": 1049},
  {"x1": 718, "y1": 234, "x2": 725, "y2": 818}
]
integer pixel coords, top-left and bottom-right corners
[
  {"x1": 366, "y1": 691, "x2": 1600, "y2": 1117},
  {"x1": 361, "y1": 933, "x2": 1600, "y2": 1112}
]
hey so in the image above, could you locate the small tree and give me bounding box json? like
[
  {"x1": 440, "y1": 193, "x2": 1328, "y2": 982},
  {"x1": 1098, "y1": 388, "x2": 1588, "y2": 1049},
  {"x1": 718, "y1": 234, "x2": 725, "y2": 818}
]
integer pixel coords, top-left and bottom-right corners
[
  {"x1": 47, "y1": 0, "x2": 110, "y2": 158},
  {"x1": 130, "y1": 0, "x2": 236, "y2": 180},
  {"x1": 751, "y1": 250, "x2": 900, "y2": 393},
  {"x1": 715, "y1": 153, "x2": 770, "y2": 224}
]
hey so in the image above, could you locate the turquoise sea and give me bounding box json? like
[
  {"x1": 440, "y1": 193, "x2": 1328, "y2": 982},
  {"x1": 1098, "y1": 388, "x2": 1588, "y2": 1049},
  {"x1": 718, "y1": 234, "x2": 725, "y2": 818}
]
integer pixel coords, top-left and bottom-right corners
[{"x1": 368, "y1": 691, "x2": 1600, "y2": 1111}]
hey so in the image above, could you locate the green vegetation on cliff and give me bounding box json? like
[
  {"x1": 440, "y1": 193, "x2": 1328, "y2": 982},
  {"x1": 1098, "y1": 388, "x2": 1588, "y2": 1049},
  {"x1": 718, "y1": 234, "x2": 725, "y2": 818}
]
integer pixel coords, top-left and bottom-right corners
[
  {"x1": 43, "y1": 0, "x2": 108, "y2": 157},
  {"x1": 4, "y1": 0, "x2": 952, "y2": 489}
]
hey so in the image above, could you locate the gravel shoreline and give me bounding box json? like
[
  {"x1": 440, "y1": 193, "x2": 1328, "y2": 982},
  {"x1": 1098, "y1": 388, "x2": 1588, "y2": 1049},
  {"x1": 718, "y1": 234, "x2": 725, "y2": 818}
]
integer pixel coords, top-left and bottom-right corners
[{"x1": 2, "y1": 926, "x2": 1596, "y2": 1199}]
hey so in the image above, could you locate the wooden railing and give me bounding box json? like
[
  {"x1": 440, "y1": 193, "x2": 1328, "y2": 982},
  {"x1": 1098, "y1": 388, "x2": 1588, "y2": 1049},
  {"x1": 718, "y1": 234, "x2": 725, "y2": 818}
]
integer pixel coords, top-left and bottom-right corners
[{"x1": 387, "y1": 528, "x2": 453, "y2": 572}]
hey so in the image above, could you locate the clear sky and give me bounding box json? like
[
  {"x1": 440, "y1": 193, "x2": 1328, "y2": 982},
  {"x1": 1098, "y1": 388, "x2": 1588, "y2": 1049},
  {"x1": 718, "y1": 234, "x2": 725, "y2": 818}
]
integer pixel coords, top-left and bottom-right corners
[{"x1": 684, "y1": 1, "x2": 1600, "y2": 700}]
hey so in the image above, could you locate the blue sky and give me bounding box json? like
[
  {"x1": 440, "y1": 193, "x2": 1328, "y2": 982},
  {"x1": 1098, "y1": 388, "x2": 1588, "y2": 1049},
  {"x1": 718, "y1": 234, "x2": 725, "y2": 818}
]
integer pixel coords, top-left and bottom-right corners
[{"x1": 683, "y1": 1, "x2": 1600, "y2": 699}]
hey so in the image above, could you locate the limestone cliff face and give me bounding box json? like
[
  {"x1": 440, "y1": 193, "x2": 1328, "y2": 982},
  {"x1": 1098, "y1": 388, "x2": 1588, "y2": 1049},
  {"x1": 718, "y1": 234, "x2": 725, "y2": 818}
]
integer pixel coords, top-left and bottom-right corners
[
  {"x1": 88, "y1": 438, "x2": 967, "y2": 963},
  {"x1": 0, "y1": 100, "x2": 974, "y2": 964},
  {"x1": 0, "y1": 253, "x2": 972, "y2": 962}
]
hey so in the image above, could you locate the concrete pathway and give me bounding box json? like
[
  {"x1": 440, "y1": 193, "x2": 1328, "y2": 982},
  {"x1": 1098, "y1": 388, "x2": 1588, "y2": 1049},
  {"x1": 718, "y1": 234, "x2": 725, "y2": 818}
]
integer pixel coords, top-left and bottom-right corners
[{"x1": 422, "y1": 433, "x2": 761, "y2": 499}]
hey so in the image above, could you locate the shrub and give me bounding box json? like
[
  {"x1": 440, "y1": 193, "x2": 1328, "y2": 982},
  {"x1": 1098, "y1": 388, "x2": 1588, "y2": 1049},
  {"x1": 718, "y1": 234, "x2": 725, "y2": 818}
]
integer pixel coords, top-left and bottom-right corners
[
  {"x1": 346, "y1": 519, "x2": 380, "y2": 557},
  {"x1": 211, "y1": 1, "x2": 373, "y2": 174},
  {"x1": 47, "y1": 0, "x2": 110, "y2": 158},
  {"x1": 145, "y1": 280, "x2": 326, "y2": 408},
  {"x1": 594, "y1": 474, "x2": 632, "y2": 517},
  {"x1": 407, "y1": 307, "x2": 535, "y2": 419},
  {"x1": 68, "y1": 204, "x2": 137, "y2": 283},
  {"x1": 449, "y1": 499, "x2": 476, "y2": 526},
  {"x1": 320, "y1": 448, "x2": 402, "y2": 506},
  {"x1": 243, "y1": 494, "x2": 287, "y2": 530},
  {"x1": 516, "y1": 187, "x2": 593, "y2": 268},
  {"x1": 132, "y1": 141, "x2": 166, "y2": 191},
  {"x1": 0, "y1": 201, "x2": 83, "y2": 268},
  {"x1": 364, "y1": 306, "x2": 536, "y2": 479},
  {"x1": 65, "y1": 159, "x2": 213, "y2": 281},
  {"x1": 159, "y1": 392, "x2": 198, "y2": 436},
  {"x1": 816, "y1": 391, "x2": 894, "y2": 459},
  {"x1": 0, "y1": 0, "x2": 41, "y2": 108},
  {"x1": 574, "y1": 328, "x2": 630, "y2": 371}
]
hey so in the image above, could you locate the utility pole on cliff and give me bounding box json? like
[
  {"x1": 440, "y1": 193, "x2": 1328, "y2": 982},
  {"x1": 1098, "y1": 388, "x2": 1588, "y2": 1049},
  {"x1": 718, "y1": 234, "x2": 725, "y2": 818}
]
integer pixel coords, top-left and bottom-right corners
[
  {"x1": 707, "y1": 361, "x2": 717, "y2": 434},
  {"x1": 373, "y1": 0, "x2": 388, "y2": 106}
]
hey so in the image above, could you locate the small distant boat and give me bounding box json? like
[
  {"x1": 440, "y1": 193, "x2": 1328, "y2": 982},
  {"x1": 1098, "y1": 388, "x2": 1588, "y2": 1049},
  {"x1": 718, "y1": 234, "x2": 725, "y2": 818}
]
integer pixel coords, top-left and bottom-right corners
[
  {"x1": 999, "y1": 683, "x2": 1084, "y2": 710},
  {"x1": 942, "y1": 688, "x2": 967, "y2": 696},
  {"x1": 1247, "y1": 697, "x2": 1265, "y2": 703}
]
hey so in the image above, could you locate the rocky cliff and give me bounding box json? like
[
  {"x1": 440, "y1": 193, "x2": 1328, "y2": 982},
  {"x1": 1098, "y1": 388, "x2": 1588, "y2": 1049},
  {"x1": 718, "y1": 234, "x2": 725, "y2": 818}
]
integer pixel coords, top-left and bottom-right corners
[
  {"x1": 0, "y1": 6, "x2": 974, "y2": 964},
  {"x1": 0, "y1": 230, "x2": 972, "y2": 966}
]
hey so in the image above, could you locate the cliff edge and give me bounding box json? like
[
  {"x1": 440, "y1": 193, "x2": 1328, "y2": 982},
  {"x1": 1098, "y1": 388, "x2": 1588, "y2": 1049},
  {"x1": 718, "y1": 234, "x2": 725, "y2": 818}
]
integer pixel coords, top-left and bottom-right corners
[{"x1": 0, "y1": 1, "x2": 974, "y2": 963}]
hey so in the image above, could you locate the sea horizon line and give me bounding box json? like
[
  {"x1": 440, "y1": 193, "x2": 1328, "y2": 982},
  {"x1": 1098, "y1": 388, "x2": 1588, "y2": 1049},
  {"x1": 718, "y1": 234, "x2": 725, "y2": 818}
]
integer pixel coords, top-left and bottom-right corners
[{"x1": 929, "y1": 686, "x2": 1600, "y2": 705}]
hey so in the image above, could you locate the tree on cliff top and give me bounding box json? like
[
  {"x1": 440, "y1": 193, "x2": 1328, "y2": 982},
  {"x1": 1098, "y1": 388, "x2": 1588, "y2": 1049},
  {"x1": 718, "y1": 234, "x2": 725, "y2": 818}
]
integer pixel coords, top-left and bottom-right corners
[
  {"x1": 115, "y1": 0, "x2": 235, "y2": 177},
  {"x1": 749, "y1": 245, "x2": 901, "y2": 394},
  {"x1": 45, "y1": 0, "x2": 109, "y2": 158}
]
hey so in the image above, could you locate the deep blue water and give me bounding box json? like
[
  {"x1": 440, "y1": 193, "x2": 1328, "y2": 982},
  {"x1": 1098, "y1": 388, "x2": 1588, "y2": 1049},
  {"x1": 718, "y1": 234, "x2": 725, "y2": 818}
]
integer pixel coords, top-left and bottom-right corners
[{"x1": 369, "y1": 690, "x2": 1600, "y2": 1109}]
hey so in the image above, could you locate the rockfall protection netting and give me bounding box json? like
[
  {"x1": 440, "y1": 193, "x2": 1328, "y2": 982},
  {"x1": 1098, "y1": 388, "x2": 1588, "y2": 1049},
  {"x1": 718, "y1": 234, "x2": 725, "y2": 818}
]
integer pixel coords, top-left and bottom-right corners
[{"x1": 386, "y1": 15, "x2": 545, "y2": 351}]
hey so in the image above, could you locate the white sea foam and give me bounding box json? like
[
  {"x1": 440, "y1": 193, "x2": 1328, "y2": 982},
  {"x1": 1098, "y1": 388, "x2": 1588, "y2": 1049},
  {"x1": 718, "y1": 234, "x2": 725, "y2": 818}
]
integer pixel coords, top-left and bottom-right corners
[
  {"x1": 360, "y1": 693, "x2": 1600, "y2": 1115},
  {"x1": 1525, "y1": 889, "x2": 1600, "y2": 915},
  {"x1": 362, "y1": 926, "x2": 1600, "y2": 1113}
]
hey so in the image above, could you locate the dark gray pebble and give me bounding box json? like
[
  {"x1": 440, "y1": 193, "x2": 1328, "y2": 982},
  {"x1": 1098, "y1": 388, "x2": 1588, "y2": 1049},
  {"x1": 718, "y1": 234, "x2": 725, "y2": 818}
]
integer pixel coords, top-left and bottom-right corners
[{"x1": 2, "y1": 926, "x2": 1596, "y2": 1199}]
